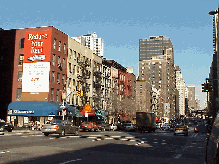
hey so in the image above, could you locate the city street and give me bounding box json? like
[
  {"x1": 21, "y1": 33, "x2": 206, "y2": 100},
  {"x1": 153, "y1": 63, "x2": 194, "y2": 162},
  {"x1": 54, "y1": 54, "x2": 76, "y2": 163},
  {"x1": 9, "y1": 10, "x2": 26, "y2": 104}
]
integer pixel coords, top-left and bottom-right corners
[{"x1": 0, "y1": 125, "x2": 207, "y2": 164}]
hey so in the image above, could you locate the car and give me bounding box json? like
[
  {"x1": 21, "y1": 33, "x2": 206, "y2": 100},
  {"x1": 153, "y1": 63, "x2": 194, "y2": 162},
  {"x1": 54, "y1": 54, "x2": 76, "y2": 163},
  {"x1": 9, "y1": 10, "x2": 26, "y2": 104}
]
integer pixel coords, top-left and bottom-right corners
[
  {"x1": 41, "y1": 120, "x2": 80, "y2": 136},
  {"x1": 174, "y1": 125, "x2": 188, "y2": 136},
  {"x1": 27, "y1": 55, "x2": 45, "y2": 61},
  {"x1": 194, "y1": 125, "x2": 199, "y2": 133},
  {"x1": 0, "y1": 121, "x2": 13, "y2": 135},
  {"x1": 156, "y1": 124, "x2": 161, "y2": 129},
  {"x1": 169, "y1": 124, "x2": 175, "y2": 132},
  {"x1": 0, "y1": 122, "x2": 5, "y2": 135},
  {"x1": 124, "y1": 123, "x2": 136, "y2": 132},
  {"x1": 81, "y1": 122, "x2": 99, "y2": 132},
  {"x1": 105, "y1": 124, "x2": 117, "y2": 131},
  {"x1": 161, "y1": 124, "x2": 170, "y2": 130},
  {"x1": 97, "y1": 123, "x2": 106, "y2": 131}
]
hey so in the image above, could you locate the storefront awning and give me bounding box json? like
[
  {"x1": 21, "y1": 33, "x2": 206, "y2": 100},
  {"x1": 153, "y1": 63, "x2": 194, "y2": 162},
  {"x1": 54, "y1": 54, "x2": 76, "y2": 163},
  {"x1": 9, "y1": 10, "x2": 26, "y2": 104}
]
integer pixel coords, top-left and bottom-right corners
[{"x1": 7, "y1": 101, "x2": 61, "y2": 117}]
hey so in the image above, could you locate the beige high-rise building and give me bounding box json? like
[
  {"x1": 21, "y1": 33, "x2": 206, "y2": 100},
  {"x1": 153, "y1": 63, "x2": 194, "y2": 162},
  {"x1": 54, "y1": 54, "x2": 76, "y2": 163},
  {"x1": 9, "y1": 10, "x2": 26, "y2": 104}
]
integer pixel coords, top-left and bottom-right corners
[
  {"x1": 175, "y1": 66, "x2": 186, "y2": 116},
  {"x1": 187, "y1": 86, "x2": 196, "y2": 114},
  {"x1": 138, "y1": 36, "x2": 176, "y2": 119}
]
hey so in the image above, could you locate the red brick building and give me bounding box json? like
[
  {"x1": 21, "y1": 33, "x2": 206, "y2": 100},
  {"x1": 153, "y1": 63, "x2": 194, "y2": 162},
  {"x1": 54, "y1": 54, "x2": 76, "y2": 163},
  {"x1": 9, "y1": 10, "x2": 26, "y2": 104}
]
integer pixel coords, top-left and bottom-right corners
[{"x1": 0, "y1": 26, "x2": 68, "y2": 119}]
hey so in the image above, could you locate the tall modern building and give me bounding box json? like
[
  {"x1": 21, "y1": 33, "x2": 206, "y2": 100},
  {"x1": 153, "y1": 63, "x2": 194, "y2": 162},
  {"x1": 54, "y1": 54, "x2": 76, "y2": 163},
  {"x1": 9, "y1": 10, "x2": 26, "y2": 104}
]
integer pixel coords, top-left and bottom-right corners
[
  {"x1": 73, "y1": 32, "x2": 104, "y2": 57},
  {"x1": 187, "y1": 86, "x2": 196, "y2": 114},
  {"x1": 139, "y1": 35, "x2": 173, "y2": 62},
  {"x1": 175, "y1": 66, "x2": 186, "y2": 116},
  {"x1": 138, "y1": 36, "x2": 176, "y2": 119}
]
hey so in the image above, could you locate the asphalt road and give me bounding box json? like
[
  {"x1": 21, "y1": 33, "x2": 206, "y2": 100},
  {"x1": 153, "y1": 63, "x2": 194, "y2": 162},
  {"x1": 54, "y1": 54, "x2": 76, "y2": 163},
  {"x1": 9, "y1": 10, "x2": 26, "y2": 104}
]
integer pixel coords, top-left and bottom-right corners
[{"x1": 0, "y1": 124, "x2": 207, "y2": 164}]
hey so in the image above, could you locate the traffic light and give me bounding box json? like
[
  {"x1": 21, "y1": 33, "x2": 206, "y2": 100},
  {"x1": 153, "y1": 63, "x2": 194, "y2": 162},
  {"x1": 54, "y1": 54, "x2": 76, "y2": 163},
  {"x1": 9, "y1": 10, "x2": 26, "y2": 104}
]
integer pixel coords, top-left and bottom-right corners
[
  {"x1": 80, "y1": 90, "x2": 83, "y2": 97},
  {"x1": 202, "y1": 83, "x2": 212, "y2": 92},
  {"x1": 77, "y1": 90, "x2": 81, "y2": 96}
]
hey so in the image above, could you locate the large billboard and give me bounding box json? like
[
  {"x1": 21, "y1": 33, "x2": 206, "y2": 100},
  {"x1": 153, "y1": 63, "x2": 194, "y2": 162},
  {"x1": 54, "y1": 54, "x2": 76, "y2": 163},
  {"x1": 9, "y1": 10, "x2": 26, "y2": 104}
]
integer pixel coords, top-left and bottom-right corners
[
  {"x1": 24, "y1": 30, "x2": 51, "y2": 63},
  {"x1": 22, "y1": 30, "x2": 51, "y2": 92},
  {"x1": 22, "y1": 62, "x2": 50, "y2": 92}
]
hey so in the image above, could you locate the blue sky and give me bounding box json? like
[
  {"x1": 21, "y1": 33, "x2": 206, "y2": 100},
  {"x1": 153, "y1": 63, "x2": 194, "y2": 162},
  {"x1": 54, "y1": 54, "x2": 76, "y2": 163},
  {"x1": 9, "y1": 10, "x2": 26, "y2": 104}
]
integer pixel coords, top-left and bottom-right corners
[{"x1": 0, "y1": 0, "x2": 218, "y2": 87}]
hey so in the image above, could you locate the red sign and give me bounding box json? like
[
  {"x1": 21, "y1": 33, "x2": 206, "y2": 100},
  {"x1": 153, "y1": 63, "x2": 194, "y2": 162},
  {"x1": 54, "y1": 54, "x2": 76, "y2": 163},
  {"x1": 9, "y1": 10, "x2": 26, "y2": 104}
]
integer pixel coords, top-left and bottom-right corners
[
  {"x1": 84, "y1": 104, "x2": 91, "y2": 113},
  {"x1": 62, "y1": 109, "x2": 66, "y2": 116},
  {"x1": 24, "y1": 30, "x2": 51, "y2": 63}
]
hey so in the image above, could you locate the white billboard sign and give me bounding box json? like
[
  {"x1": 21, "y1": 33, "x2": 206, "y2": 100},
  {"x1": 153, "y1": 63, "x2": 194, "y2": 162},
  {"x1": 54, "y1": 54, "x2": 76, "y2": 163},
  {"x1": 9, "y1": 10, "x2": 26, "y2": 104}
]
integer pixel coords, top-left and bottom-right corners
[{"x1": 22, "y1": 62, "x2": 50, "y2": 92}]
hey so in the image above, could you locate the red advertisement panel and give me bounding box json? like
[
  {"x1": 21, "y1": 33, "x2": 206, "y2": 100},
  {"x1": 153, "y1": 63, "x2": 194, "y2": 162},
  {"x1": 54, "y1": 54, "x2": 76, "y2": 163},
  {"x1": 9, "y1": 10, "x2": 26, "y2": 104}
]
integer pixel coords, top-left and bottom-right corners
[{"x1": 24, "y1": 30, "x2": 51, "y2": 63}]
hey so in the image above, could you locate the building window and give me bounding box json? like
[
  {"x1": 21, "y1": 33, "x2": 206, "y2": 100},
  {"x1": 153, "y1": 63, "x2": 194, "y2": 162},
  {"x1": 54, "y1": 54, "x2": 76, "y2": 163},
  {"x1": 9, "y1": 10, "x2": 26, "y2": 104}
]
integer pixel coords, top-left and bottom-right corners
[
  {"x1": 74, "y1": 51, "x2": 76, "y2": 60},
  {"x1": 63, "y1": 58, "x2": 65, "y2": 70},
  {"x1": 17, "y1": 71, "x2": 23, "y2": 81},
  {"x1": 18, "y1": 54, "x2": 24, "y2": 65},
  {"x1": 56, "y1": 89, "x2": 59, "y2": 102},
  {"x1": 73, "y1": 65, "x2": 75, "y2": 75},
  {"x1": 57, "y1": 73, "x2": 60, "y2": 84},
  {"x1": 68, "y1": 78, "x2": 71, "y2": 88},
  {"x1": 51, "y1": 88, "x2": 54, "y2": 101},
  {"x1": 69, "y1": 63, "x2": 72, "y2": 73},
  {"x1": 58, "y1": 41, "x2": 61, "y2": 51},
  {"x1": 63, "y1": 44, "x2": 66, "y2": 54},
  {"x1": 53, "y1": 39, "x2": 56, "y2": 49},
  {"x1": 16, "y1": 88, "x2": 22, "y2": 101},
  {"x1": 52, "y1": 54, "x2": 56, "y2": 66},
  {"x1": 51, "y1": 71, "x2": 55, "y2": 83},
  {"x1": 58, "y1": 56, "x2": 61, "y2": 64},
  {"x1": 62, "y1": 74, "x2": 65, "y2": 86},
  {"x1": 20, "y1": 38, "x2": 24, "y2": 48},
  {"x1": 140, "y1": 85, "x2": 142, "y2": 89}
]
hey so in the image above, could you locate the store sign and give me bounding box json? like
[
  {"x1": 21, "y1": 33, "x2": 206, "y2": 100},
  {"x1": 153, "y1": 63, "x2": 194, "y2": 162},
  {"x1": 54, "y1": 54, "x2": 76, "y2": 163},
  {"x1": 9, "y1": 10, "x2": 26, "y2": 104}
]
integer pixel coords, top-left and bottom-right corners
[
  {"x1": 13, "y1": 110, "x2": 34, "y2": 114},
  {"x1": 22, "y1": 62, "x2": 50, "y2": 92}
]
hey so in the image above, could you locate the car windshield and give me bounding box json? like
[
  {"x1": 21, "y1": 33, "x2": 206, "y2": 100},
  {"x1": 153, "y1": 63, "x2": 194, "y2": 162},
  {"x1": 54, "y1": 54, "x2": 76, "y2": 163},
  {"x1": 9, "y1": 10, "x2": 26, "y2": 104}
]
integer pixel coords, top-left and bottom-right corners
[{"x1": 50, "y1": 120, "x2": 62, "y2": 124}]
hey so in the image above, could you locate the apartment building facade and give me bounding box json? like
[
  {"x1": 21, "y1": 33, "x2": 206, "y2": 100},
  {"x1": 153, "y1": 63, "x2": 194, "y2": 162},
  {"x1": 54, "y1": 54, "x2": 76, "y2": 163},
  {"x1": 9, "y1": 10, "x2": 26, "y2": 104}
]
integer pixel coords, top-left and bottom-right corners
[
  {"x1": 175, "y1": 66, "x2": 186, "y2": 116},
  {"x1": 73, "y1": 32, "x2": 104, "y2": 57},
  {"x1": 138, "y1": 36, "x2": 176, "y2": 119}
]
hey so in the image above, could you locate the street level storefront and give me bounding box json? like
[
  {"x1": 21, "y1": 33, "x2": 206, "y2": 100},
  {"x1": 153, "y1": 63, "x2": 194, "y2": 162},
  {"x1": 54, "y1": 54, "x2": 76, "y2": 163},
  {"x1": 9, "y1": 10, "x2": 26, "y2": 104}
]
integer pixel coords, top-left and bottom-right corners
[{"x1": 6, "y1": 101, "x2": 83, "y2": 128}]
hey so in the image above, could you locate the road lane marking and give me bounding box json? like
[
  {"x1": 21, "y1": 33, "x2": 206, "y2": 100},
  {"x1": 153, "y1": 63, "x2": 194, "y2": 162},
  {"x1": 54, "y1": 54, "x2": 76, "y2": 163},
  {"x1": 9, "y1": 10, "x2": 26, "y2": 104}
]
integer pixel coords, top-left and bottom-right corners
[
  {"x1": 175, "y1": 154, "x2": 182, "y2": 159},
  {"x1": 60, "y1": 159, "x2": 82, "y2": 164}
]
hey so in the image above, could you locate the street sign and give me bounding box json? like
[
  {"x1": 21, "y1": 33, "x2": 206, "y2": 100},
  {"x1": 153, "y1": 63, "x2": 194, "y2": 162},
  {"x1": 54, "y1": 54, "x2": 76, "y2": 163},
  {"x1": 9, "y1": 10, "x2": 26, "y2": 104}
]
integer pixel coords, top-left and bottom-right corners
[{"x1": 62, "y1": 109, "x2": 66, "y2": 116}]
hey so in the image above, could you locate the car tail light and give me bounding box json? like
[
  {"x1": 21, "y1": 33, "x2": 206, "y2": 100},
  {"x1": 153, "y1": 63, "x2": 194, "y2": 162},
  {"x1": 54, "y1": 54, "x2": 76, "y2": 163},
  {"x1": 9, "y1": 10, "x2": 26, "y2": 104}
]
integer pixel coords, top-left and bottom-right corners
[
  {"x1": 54, "y1": 125, "x2": 59, "y2": 129},
  {"x1": 41, "y1": 125, "x2": 43, "y2": 129}
]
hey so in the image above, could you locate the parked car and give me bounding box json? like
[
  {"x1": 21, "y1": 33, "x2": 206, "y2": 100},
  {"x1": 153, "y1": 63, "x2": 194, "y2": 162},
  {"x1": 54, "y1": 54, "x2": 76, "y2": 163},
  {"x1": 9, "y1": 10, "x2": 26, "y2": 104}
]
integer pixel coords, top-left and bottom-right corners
[
  {"x1": 81, "y1": 122, "x2": 99, "y2": 132},
  {"x1": 41, "y1": 120, "x2": 80, "y2": 136},
  {"x1": 124, "y1": 123, "x2": 136, "y2": 132},
  {"x1": 116, "y1": 123, "x2": 126, "y2": 131},
  {"x1": 0, "y1": 121, "x2": 13, "y2": 135},
  {"x1": 174, "y1": 125, "x2": 188, "y2": 136},
  {"x1": 161, "y1": 124, "x2": 170, "y2": 130},
  {"x1": 97, "y1": 123, "x2": 106, "y2": 131},
  {"x1": 105, "y1": 124, "x2": 117, "y2": 131}
]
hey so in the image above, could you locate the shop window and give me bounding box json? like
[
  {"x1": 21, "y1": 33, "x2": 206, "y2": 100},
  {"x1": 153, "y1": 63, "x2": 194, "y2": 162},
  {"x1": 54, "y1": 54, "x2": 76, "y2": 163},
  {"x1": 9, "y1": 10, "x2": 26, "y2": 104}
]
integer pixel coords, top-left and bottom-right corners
[
  {"x1": 52, "y1": 54, "x2": 56, "y2": 66},
  {"x1": 18, "y1": 54, "x2": 24, "y2": 65},
  {"x1": 51, "y1": 88, "x2": 54, "y2": 101},
  {"x1": 16, "y1": 88, "x2": 22, "y2": 101},
  {"x1": 51, "y1": 71, "x2": 55, "y2": 83},
  {"x1": 20, "y1": 38, "x2": 24, "y2": 48},
  {"x1": 17, "y1": 71, "x2": 23, "y2": 82},
  {"x1": 56, "y1": 89, "x2": 59, "y2": 102}
]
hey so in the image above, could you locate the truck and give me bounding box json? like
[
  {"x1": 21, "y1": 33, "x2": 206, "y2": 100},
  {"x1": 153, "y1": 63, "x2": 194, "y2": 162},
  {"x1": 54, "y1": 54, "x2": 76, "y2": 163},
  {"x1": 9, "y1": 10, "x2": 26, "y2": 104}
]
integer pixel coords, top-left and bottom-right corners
[{"x1": 136, "y1": 112, "x2": 156, "y2": 132}]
